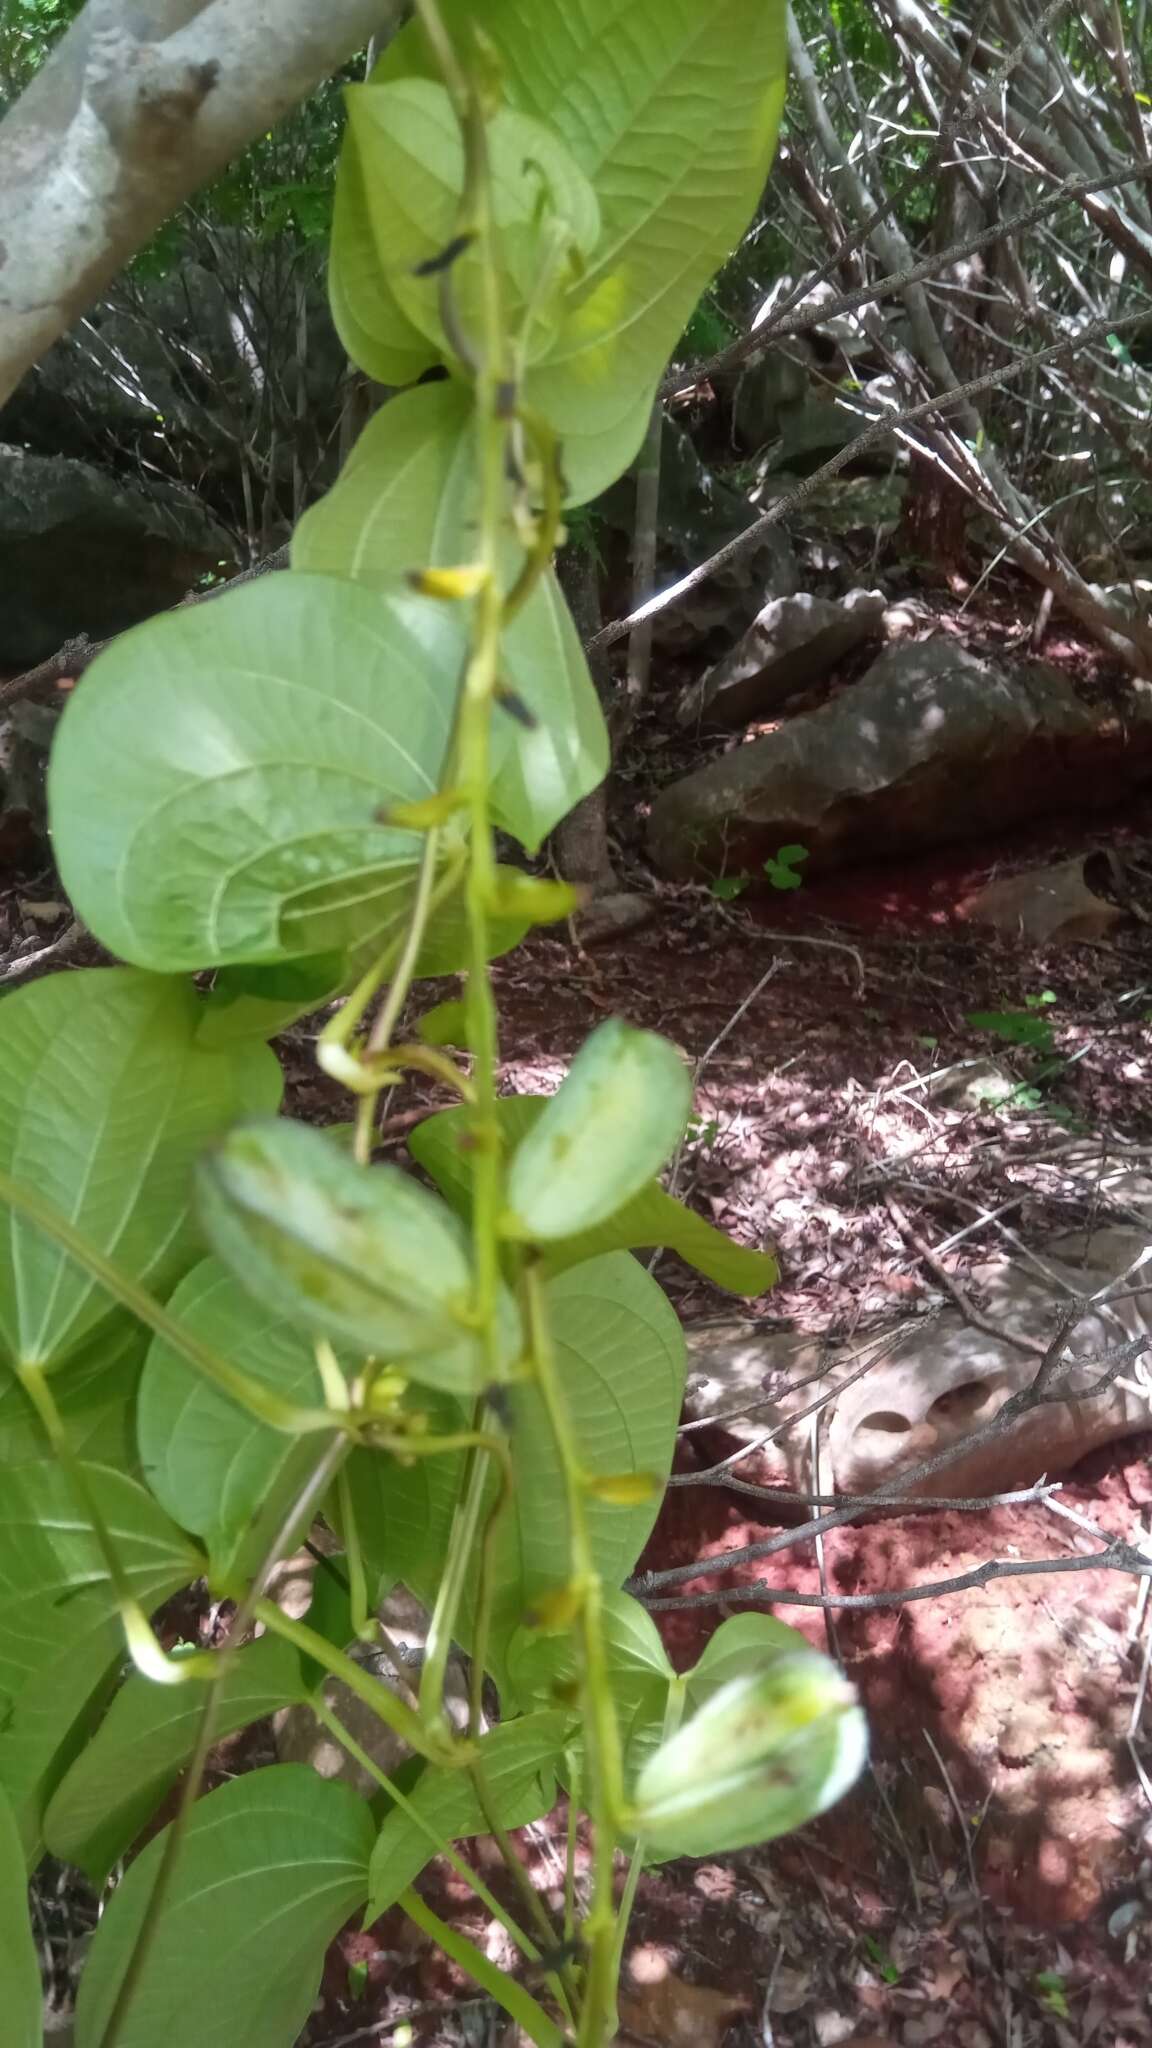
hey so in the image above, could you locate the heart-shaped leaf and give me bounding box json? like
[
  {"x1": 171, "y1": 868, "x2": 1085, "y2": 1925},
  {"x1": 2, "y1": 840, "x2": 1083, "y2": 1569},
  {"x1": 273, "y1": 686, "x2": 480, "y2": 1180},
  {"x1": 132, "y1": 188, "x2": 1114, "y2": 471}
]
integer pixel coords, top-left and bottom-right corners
[
  {"x1": 293, "y1": 383, "x2": 608, "y2": 853},
  {"x1": 74, "y1": 1767, "x2": 374, "y2": 2048},
  {"x1": 0, "y1": 970, "x2": 280, "y2": 1372},
  {"x1": 375, "y1": 0, "x2": 788, "y2": 501},
  {"x1": 198, "y1": 1119, "x2": 521, "y2": 1393},
  {"x1": 411, "y1": 1096, "x2": 777, "y2": 1295},
  {"x1": 49, "y1": 575, "x2": 461, "y2": 973},
  {"x1": 503, "y1": 1021, "x2": 691, "y2": 1242},
  {"x1": 330, "y1": 118, "x2": 439, "y2": 386},
  {"x1": 348, "y1": 79, "x2": 600, "y2": 368},
  {"x1": 45, "y1": 1633, "x2": 311, "y2": 1883}
]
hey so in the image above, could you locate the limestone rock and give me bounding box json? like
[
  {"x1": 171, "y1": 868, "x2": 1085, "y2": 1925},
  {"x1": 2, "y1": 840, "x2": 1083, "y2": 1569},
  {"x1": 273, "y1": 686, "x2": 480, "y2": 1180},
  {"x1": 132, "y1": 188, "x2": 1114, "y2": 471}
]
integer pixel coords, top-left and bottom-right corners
[
  {"x1": 678, "y1": 588, "x2": 886, "y2": 730},
  {"x1": 962, "y1": 855, "x2": 1125, "y2": 944},
  {"x1": 0, "y1": 446, "x2": 235, "y2": 666},
  {"x1": 649, "y1": 636, "x2": 1141, "y2": 882}
]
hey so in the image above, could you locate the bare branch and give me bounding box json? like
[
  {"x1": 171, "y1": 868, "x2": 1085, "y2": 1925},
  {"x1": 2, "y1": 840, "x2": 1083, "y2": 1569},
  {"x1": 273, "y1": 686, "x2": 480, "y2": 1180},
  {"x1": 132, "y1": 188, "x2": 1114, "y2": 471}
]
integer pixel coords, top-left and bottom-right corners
[
  {"x1": 641, "y1": 1542, "x2": 1152, "y2": 1614},
  {"x1": 592, "y1": 307, "x2": 1152, "y2": 666},
  {"x1": 0, "y1": 0, "x2": 403, "y2": 404}
]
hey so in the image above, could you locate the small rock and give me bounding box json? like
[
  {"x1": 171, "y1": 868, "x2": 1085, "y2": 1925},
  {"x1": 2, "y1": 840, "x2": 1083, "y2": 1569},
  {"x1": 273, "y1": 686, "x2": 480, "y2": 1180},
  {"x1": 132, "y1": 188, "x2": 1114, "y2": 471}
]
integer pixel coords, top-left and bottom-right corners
[
  {"x1": 962, "y1": 856, "x2": 1125, "y2": 944},
  {"x1": 574, "y1": 890, "x2": 656, "y2": 944},
  {"x1": 678, "y1": 588, "x2": 886, "y2": 730}
]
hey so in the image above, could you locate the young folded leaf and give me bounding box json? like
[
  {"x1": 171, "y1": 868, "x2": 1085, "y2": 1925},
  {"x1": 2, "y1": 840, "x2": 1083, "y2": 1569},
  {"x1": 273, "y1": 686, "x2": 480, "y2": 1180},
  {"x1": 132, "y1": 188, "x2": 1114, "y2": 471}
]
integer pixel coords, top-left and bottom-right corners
[
  {"x1": 411, "y1": 1095, "x2": 777, "y2": 1295},
  {"x1": 367, "y1": 1708, "x2": 572, "y2": 1920},
  {"x1": 198, "y1": 1120, "x2": 520, "y2": 1393},
  {"x1": 632, "y1": 1656, "x2": 867, "y2": 1858},
  {"x1": 503, "y1": 1021, "x2": 691, "y2": 1242}
]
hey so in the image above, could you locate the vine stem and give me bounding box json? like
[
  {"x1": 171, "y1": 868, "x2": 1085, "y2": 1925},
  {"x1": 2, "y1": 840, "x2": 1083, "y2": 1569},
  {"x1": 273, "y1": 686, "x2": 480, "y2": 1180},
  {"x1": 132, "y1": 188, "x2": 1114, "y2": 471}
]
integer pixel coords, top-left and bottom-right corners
[
  {"x1": 252, "y1": 1600, "x2": 463, "y2": 1766},
  {"x1": 19, "y1": 1362, "x2": 217, "y2": 1686},
  {"x1": 308, "y1": 1696, "x2": 561, "y2": 2002},
  {"x1": 524, "y1": 1264, "x2": 625, "y2": 2048},
  {"x1": 408, "y1": 0, "x2": 511, "y2": 1730},
  {"x1": 399, "y1": 1887, "x2": 566, "y2": 2048}
]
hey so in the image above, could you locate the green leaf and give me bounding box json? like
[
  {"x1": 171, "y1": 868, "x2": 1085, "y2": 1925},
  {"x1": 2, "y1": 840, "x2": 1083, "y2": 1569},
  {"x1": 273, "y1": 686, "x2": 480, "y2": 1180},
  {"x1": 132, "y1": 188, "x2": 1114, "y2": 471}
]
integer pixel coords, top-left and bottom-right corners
[
  {"x1": 413, "y1": 865, "x2": 538, "y2": 976},
  {"x1": 0, "y1": 1317, "x2": 146, "y2": 1473},
  {"x1": 199, "y1": 1119, "x2": 521, "y2": 1393},
  {"x1": 74, "y1": 1766, "x2": 374, "y2": 2048},
  {"x1": 710, "y1": 874, "x2": 748, "y2": 900},
  {"x1": 137, "y1": 1257, "x2": 344, "y2": 1584},
  {"x1": 377, "y1": 0, "x2": 788, "y2": 501},
  {"x1": 329, "y1": 117, "x2": 444, "y2": 386},
  {"x1": 967, "y1": 1009, "x2": 1054, "y2": 1052},
  {"x1": 292, "y1": 384, "x2": 609, "y2": 852},
  {"x1": 0, "y1": 1463, "x2": 200, "y2": 1858},
  {"x1": 413, "y1": 1096, "x2": 775, "y2": 1294},
  {"x1": 44, "y1": 1634, "x2": 311, "y2": 1883},
  {"x1": 347, "y1": 79, "x2": 600, "y2": 367},
  {"x1": 0, "y1": 970, "x2": 280, "y2": 1370},
  {"x1": 196, "y1": 951, "x2": 352, "y2": 1048},
  {"x1": 417, "y1": 998, "x2": 470, "y2": 1047},
  {"x1": 367, "y1": 1709, "x2": 570, "y2": 1919},
  {"x1": 685, "y1": 1613, "x2": 815, "y2": 1710},
  {"x1": 351, "y1": 1254, "x2": 684, "y2": 1682},
  {"x1": 504, "y1": 1021, "x2": 690, "y2": 1241},
  {"x1": 345, "y1": 1388, "x2": 464, "y2": 1615},
  {"x1": 0, "y1": 1781, "x2": 40, "y2": 2048},
  {"x1": 49, "y1": 575, "x2": 460, "y2": 973},
  {"x1": 507, "y1": 1588, "x2": 673, "y2": 1781}
]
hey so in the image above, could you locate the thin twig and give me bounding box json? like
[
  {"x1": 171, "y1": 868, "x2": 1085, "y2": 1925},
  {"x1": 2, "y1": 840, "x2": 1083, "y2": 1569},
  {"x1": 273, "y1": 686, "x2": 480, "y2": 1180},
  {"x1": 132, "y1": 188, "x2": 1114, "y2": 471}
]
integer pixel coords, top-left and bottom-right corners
[{"x1": 641, "y1": 1541, "x2": 1152, "y2": 1613}]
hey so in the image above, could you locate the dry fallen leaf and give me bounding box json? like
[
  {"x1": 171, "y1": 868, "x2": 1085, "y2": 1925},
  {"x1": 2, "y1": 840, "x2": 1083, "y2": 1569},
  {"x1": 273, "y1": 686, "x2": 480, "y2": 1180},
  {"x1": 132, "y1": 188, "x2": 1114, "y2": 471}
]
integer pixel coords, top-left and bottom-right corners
[{"x1": 618, "y1": 1970, "x2": 751, "y2": 2047}]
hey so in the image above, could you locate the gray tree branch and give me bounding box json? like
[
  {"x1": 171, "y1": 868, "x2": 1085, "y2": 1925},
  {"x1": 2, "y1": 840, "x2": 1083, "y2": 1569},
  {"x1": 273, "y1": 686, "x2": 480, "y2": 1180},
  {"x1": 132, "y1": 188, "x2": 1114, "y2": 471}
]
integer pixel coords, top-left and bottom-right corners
[{"x1": 0, "y1": 0, "x2": 403, "y2": 406}]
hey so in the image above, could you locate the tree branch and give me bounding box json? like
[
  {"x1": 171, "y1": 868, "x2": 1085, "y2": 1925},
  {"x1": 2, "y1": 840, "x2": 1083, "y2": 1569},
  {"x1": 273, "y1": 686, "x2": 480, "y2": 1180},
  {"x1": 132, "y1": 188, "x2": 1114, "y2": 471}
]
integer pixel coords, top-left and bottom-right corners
[{"x1": 0, "y1": 0, "x2": 403, "y2": 406}]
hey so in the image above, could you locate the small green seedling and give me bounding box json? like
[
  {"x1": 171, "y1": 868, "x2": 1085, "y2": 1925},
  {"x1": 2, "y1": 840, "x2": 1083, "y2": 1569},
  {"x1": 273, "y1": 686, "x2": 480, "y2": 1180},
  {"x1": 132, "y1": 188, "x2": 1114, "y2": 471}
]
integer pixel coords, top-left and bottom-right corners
[
  {"x1": 763, "y1": 843, "x2": 808, "y2": 890},
  {"x1": 862, "y1": 1935, "x2": 900, "y2": 1986},
  {"x1": 710, "y1": 873, "x2": 750, "y2": 901},
  {"x1": 1033, "y1": 1971, "x2": 1069, "y2": 2019}
]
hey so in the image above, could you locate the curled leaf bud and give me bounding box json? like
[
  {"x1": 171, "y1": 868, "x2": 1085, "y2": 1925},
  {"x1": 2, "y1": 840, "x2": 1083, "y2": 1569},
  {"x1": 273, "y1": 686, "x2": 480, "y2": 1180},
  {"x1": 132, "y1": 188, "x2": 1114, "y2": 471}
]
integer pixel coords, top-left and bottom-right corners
[{"x1": 632, "y1": 1657, "x2": 867, "y2": 1857}]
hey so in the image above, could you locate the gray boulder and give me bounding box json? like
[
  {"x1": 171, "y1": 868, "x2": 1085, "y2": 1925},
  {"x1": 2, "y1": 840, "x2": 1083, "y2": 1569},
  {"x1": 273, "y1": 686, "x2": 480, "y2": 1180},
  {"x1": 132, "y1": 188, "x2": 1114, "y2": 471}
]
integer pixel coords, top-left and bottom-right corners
[
  {"x1": 678, "y1": 588, "x2": 886, "y2": 729},
  {"x1": 0, "y1": 447, "x2": 236, "y2": 666},
  {"x1": 649, "y1": 636, "x2": 1144, "y2": 881}
]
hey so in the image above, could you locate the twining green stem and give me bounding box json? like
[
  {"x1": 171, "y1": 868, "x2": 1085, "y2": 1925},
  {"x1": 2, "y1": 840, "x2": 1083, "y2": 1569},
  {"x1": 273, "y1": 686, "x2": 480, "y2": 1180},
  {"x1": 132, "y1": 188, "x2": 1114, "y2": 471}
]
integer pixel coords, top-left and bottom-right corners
[
  {"x1": 564, "y1": 1755, "x2": 581, "y2": 1947},
  {"x1": 409, "y1": 15, "x2": 513, "y2": 1730},
  {"x1": 252, "y1": 1599, "x2": 464, "y2": 1767},
  {"x1": 309, "y1": 1695, "x2": 550, "y2": 1980},
  {"x1": 466, "y1": 1434, "x2": 509, "y2": 1737},
  {"x1": 94, "y1": 1432, "x2": 350, "y2": 2048},
  {"x1": 524, "y1": 1264, "x2": 626, "y2": 2048},
  {"x1": 418, "y1": 1408, "x2": 493, "y2": 1725},
  {"x1": 400, "y1": 1886, "x2": 566, "y2": 2048},
  {"x1": 365, "y1": 826, "x2": 443, "y2": 1058},
  {"x1": 353, "y1": 824, "x2": 445, "y2": 1162},
  {"x1": 20, "y1": 1361, "x2": 216, "y2": 1687},
  {"x1": 468, "y1": 1755, "x2": 578, "y2": 2019},
  {"x1": 0, "y1": 1168, "x2": 337, "y2": 1437},
  {"x1": 333, "y1": 1465, "x2": 371, "y2": 1640}
]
